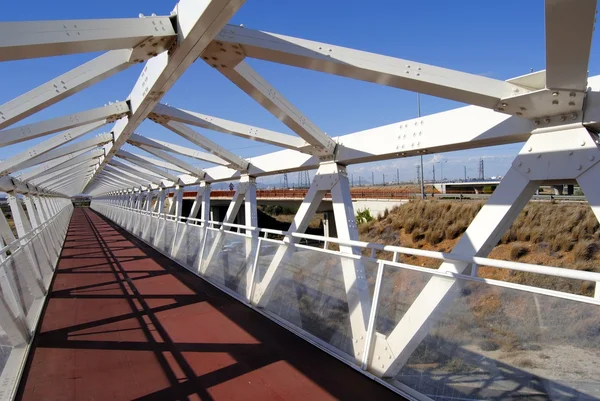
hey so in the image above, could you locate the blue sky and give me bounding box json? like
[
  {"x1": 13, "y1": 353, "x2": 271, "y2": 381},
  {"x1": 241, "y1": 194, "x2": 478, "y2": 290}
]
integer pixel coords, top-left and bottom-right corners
[{"x1": 1, "y1": 0, "x2": 599, "y2": 189}]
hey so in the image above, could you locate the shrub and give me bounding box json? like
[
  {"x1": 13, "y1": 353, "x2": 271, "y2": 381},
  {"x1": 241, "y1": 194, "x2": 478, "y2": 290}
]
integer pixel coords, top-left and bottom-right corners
[
  {"x1": 573, "y1": 240, "x2": 598, "y2": 261},
  {"x1": 355, "y1": 208, "x2": 374, "y2": 224},
  {"x1": 510, "y1": 245, "x2": 529, "y2": 260}
]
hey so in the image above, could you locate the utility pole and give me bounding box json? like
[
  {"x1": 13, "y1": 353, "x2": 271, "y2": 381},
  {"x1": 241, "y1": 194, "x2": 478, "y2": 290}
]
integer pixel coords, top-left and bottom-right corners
[
  {"x1": 351, "y1": 173, "x2": 354, "y2": 187},
  {"x1": 372, "y1": 171, "x2": 374, "y2": 186},
  {"x1": 438, "y1": 159, "x2": 447, "y2": 181},
  {"x1": 432, "y1": 164, "x2": 435, "y2": 182},
  {"x1": 463, "y1": 166, "x2": 467, "y2": 181},
  {"x1": 418, "y1": 93, "x2": 425, "y2": 199},
  {"x1": 359, "y1": 176, "x2": 362, "y2": 187},
  {"x1": 416, "y1": 165, "x2": 421, "y2": 185},
  {"x1": 478, "y1": 158, "x2": 485, "y2": 180},
  {"x1": 283, "y1": 173, "x2": 288, "y2": 188},
  {"x1": 397, "y1": 168, "x2": 400, "y2": 185}
]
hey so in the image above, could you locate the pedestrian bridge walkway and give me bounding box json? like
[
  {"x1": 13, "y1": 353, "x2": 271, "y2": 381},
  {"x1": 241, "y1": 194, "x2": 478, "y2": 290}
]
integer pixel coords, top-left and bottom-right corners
[
  {"x1": 0, "y1": 201, "x2": 598, "y2": 401},
  {"x1": 16, "y1": 208, "x2": 399, "y2": 400}
]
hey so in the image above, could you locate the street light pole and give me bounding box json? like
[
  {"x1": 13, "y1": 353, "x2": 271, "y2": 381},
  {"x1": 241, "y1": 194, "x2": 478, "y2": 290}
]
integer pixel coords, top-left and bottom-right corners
[{"x1": 418, "y1": 93, "x2": 425, "y2": 199}]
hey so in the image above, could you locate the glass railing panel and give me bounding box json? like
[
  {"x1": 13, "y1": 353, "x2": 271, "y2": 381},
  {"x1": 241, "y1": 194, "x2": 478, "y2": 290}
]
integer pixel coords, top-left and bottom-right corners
[
  {"x1": 255, "y1": 242, "x2": 377, "y2": 361},
  {"x1": 138, "y1": 214, "x2": 150, "y2": 242},
  {"x1": 144, "y1": 215, "x2": 157, "y2": 243},
  {"x1": 156, "y1": 219, "x2": 175, "y2": 254},
  {"x1": 153, "y1": 218, "x2": 166, "y2": 248},
  {"x1": 374, "y1": 264, "x2": 600, "y2": 401},
  {"x1": 26, "y1": 238, "x2": 53, "y2": 283},
  {"x1": 172, "y1": 223, "x2": 203, "y2": 270},
  {"x1": 5, "y1": 250, "x2": 37, "y2": 317},
  {"x1": 133, "y1": 213, "x2": 144, "y2": 237},
  {"x1": 203, "y1": 231, "x2": 257, "y2": 297}
]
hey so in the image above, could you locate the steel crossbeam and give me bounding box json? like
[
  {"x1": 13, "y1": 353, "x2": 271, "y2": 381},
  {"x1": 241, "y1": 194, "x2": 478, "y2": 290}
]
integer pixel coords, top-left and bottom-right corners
[
  {"x1": 152, "y1": 103, "x2": 310, "y2": 152},
  {"x1": 0, "y1": 102, "x2": 128, "y2": 147},
  {"x1": 0, "y1": 17, "x2": 176, "y2": 61},
  {"x1": 128, "y1": 134, "x2": 229, "y2": 166},
  {"x1": 83, "y1": 0, "x2": 247, "y2": 192}
]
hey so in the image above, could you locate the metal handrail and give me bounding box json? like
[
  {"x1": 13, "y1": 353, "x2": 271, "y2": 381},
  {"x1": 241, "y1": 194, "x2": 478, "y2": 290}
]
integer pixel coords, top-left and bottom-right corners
[{"x1": 95, "y1": 202, "x2": 600, "y2": 285}]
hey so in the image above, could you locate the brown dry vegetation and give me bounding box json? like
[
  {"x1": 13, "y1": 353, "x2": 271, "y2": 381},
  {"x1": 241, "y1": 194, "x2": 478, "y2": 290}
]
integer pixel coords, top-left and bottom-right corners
[{"x1": 359, "y1": 200, "x2": 600, "y2": 296}]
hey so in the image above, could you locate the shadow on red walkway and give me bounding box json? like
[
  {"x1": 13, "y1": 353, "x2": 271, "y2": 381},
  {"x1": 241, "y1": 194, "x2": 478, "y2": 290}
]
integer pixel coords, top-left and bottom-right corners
[{"x1": 17, "y1": 208, "x2": 401, "y2": 401}]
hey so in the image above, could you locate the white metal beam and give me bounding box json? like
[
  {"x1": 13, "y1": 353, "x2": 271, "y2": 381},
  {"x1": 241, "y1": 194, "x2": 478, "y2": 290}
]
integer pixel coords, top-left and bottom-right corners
[
  {"x1": 202, "y1": 58, "x2": 336, "y2": 156},
  {"x1": 213, "y1": 25, "x2": 528, "y2": 110},
  {"x1": 0, "y1": 102, "x2": 127, "y2": 147},
  {"x1": 0, "y1": 120, "x2": 106, "y2": 175},
  {"x1": 39, "y1": 165, "x2": 95, "y2": 189},
  {"x1": 12, "y1": 133, "x2": 112, "y2": 171},
  {"x1": 128, "y1": 133, "x2": 229, "y2": 165},
  {"x1": 93, "y1": 174, "x2": 135, "y2": 192},
  {"x1": 44, "y1": 170, "x2": 94, "y2": 192},
  {"x1": 19, "y1": 148, "x2": 103, "y2": 182},
  {"x1": 115, "y1": 150, "x2": 181, "y2": 182},
  {"x1": 15, "y1": 147, "x2": 92, "y2": 181},
  {"x1": 545, "y1": 0, "x2": 596, "y2": 92},
  {"x1": 85, "y1": 0, "x2": 247, "y2": 192},
  {"x1": 107, "y1": 160, "x2": 166, "y2": 186},
  {"x1": 1, "y1": 50, "x2": 140, "y2": 130},
  {"x1": 10, "y1": 134, "x2": 112, "y2": 173},
  {"x1": 0, "y1": 16, "x2": 176, "y2": 61},
  {"x1": 136, "y1": 144, "x2": 207, "y2": 178},
  {"x1": 161, "y1": 121, "x2": 249, "y2": 170},
  {"x1": 120, "y1": 152, "x2": 189, "y2": 174},
  {"x1": 101, "y1": 168, "x2": 151, "y2": 188},
  {"x1": 198, "y1": 105, "x2": 534, "y2": 182},
  {"x1": 152, "y1": 103, "x2": 310, "y2": 151},
  {"x1": 32, "y1": 160, "x2": 97, "y2": 186}
]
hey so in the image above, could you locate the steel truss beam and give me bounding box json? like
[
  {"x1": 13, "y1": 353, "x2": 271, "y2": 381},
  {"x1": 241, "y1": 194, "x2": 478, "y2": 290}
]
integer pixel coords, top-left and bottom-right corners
[
  {"x1": 369, "y1": 124, "x2": 600, "y2": 377},
  {"x1": 249, "y1": 162, "x2": 371, "y2": 361},
  {"x1": 0, "y1": 102, "x2": 128, "y2": 147},
  {"x1": 8, "y1": 133, "x2": 112, "y2": 172},
  {"x1": 121, "y1": 152, "x2": 188, "y2": 174},
  {"x1": 545, "y1": 0, "x2": 596, "y2": 92},
  {"x1": 100, "y1": 168, "x2": 151, "y2": 189},
  {"x1": 15, "y1": 147, "x2": 91, "y2": 181},
  {"x1": 200, "y1": 53, "x2": 336, "y2": 156},
  {"x1": 39, "y1": 165, "x2": 95, "y2": 189},
  {"x1": 0, "y1": 121, "x2": 106, "y2": 175},
  {"x1": 84, "y1": 0, "x2": 247, "y2": 192},
  {"x1": 137, "y1": 144, "x2": 206, "y2": 178},
  {"x1": 19, "y1": 149, "x2": 103, "y2": 182},
  {"x1": 200, "y1": 175, "x2": 255, "y2": 289},
  {"x1": 107, "y1": 160, "x2": 166, "y2": 186},
  {"x1": 160, "y1": 121, "x2": 249, "y2": 170},
  {"x1": 0, "y1": 16, "x2": 176, "y2": 61},
  {"x1": 115, "y1": 150, "x2": 181, "y2": 182},
  {"x1": 212, "y1": 25, "x2": 529, "y2": 111},
  {"x1": 151, "y1": 103, "x2": 311, "y2": 152},
  {"x1": 2, "y1": 50, "x2": 143, "y2": 130},
  {"x1": 32, "y1": 159, "x2": 97, "y2": 186},
  {"x1": 128, "y1": 133, "x2": 229, "y2": 165}
]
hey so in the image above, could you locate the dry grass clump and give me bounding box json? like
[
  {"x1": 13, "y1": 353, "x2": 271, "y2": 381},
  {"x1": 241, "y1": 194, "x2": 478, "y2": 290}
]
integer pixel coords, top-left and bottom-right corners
[
  {"x1": 357, "y1": 199, "x2": 600, "y2": 296},
  {"x1": 573, "y1": 240, "x2": 598, "y2": 261},
  {"x1": 510, "y1": 245, "x2": 529, "y2": 260}
]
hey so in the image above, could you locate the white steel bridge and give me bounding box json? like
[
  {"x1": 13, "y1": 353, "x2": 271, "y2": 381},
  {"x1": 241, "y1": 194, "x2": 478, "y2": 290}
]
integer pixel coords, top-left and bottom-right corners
[{"x1": 0, "y1": 0, "x2": 599, "y2": 400}]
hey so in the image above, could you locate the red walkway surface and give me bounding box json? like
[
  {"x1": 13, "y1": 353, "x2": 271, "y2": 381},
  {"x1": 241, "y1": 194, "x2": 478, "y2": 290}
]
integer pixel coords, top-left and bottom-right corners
[{"x1": 17, "y1": 208, "x2": 402, "y2": 401}]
